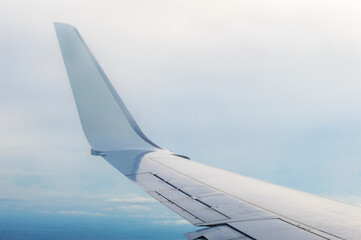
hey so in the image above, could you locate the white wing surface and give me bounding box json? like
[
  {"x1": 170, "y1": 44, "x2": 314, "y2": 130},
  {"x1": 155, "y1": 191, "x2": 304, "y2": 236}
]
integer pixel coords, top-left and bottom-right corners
[{"x1": 54, "y1": 22, "x2": 361, "y2": 240}]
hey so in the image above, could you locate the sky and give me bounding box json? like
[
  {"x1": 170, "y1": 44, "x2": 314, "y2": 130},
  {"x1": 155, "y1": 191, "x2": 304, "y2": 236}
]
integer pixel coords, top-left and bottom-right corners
[{"x1": 2, "y1": 0, "x2": 361, "y2": 239}]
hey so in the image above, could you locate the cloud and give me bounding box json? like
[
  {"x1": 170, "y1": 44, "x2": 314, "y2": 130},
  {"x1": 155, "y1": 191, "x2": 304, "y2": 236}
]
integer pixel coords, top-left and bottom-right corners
[
  {"x1": 57, "y1": 211, "x2": 107, "y2": 216},
  {"x1": 127, "y1": 214, "x2": 179, "y2": 219},
  {"x1": 118, "y1": 205, "x2": 152, "y2": 212},
  {"x1": 106, "y1": 197, "x2": 156, "y2": 203},
  {"x1": 2, "y1": 0, "x2": 361, "y2": 228},
  {"x1": 39, "y1": 210, "x2": 51, "y2": 214},
  {"x1": 0, "y1": 197, "x2": 31, "y2": 203},
  {"x1": 152, "y1": 220, "x2": 189, "y2": 225}
]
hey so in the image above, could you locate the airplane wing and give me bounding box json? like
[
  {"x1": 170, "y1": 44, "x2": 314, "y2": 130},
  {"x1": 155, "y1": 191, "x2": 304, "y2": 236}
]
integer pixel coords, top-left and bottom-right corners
[{"x1": 54, "y1": 22, "x2": 361, "y2": 240}]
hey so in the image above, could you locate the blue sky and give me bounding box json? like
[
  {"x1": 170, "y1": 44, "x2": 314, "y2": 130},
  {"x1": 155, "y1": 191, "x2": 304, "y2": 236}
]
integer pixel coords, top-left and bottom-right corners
[{"x1": 2, "y1": 0, "x2": 361, "y2": 239}]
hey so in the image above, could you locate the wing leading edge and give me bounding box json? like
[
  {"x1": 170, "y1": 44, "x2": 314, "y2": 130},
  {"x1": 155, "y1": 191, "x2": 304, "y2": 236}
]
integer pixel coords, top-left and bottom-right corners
[{"x1": 54, "y1": 22, "x2": 361, "y2": 240}]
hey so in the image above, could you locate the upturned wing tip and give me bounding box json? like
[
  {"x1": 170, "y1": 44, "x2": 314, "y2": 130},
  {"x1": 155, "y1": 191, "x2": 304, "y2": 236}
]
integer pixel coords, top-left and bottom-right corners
[{"x1": 53, "y1": 22, "x2": 77, "y2": 30}]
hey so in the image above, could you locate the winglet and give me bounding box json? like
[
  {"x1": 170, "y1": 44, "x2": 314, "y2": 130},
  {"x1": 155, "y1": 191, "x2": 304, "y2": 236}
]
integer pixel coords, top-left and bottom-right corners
[{"x1": 54, "y1": 22, "x2": 161, "y2": 151}]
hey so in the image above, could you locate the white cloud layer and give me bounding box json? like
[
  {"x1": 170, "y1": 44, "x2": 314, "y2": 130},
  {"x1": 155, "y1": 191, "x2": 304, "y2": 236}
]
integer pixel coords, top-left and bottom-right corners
[
  {"x1": 106, "y1": 197, "x2": 156, "y2": 203},
  {"x1": 58, "y1": 211, "x2": 107, "y2": 216},
  {"x1": 118, "y1": 205, "x2": 152, "y2": 212},
  {"x1": 153, "y1": 220, "x2": 190, "y2": 225},
  {"x1": 2, "y1": 0, "x2": 361, "y2": 224}
]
